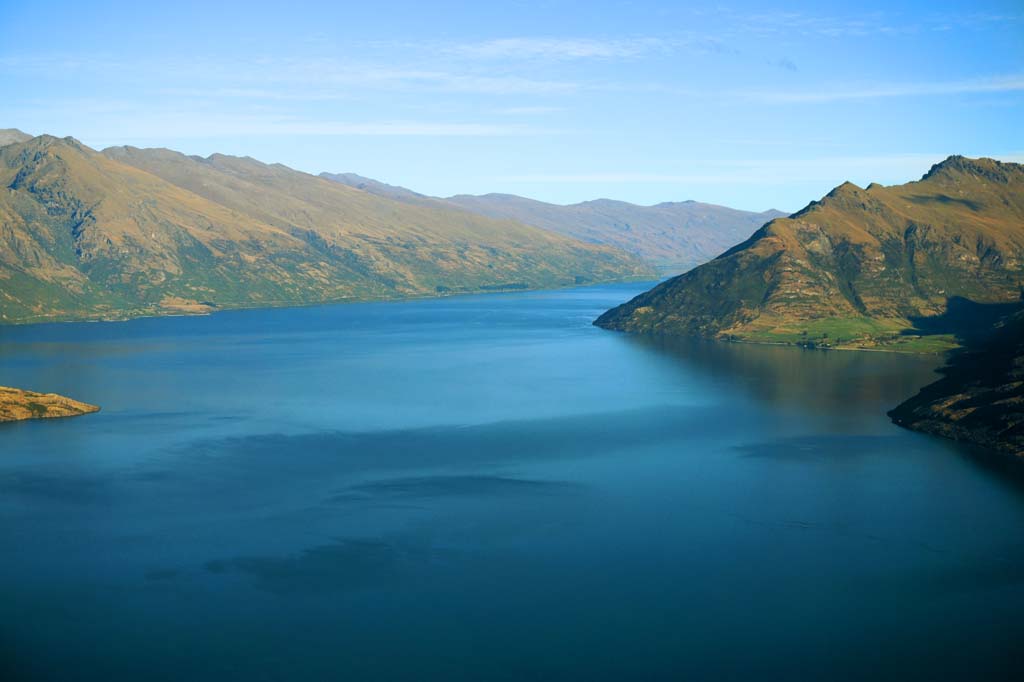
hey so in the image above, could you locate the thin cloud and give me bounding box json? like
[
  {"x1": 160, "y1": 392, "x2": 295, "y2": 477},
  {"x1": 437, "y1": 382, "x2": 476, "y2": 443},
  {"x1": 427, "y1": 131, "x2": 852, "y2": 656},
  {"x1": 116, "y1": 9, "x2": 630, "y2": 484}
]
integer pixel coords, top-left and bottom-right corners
[
  {"x1": 155, "y1": 87, "x2": 354, "y2": 102},
  {"x1": 0, "y1": 54, "x2": 583, "y2": 96},
  {"x1": 497, "y1": 153, "x2": 1024, "y2": 186},
  {"x1": 717, "y1": 8, "x2": 1022, "y2": 39},
  {"x1": 276, "y1": 121, "x2": 546, "y2": 136},
  {"x1": 447, "y1": 37, "x2": 667, "y2": 60},
  {"x1": 748, "y1": 75, "x2": 1024, "y2": 103},
  {"x1": 493, "y1": 106, "x2": 565, "y2": 115},
  {"x1": 3, "y1": 107, "x2": 553, "y2": 140}
]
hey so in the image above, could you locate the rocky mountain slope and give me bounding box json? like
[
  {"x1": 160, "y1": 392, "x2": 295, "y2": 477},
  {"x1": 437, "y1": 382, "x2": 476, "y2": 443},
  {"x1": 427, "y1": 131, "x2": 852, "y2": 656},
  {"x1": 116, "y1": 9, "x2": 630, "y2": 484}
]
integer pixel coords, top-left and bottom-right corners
[
  {"x1": 0, "y1": 385, "x2": 99, "y2": 422},
  {"x1": 322, "y1": 172, "x2": 785, "y2": 271},
  {"x1": 596, "y1": 156, "x2": 1024, "y2": 352},
  {"x1": 889, "y1": 308, "x2": 1024, "y2": 458},
  {"x1": 0, "y1": 134, "x2": 651, "y2": 323}
]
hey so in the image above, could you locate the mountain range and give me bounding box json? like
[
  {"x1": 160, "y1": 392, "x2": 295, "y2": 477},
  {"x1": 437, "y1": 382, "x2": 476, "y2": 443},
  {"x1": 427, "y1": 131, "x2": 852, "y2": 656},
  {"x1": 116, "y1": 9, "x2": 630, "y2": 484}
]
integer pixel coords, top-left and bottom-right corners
[
  {"x1": 322, "y1": 172, "x2": 785, "y2": 272},
  {"x1": 0, "y1": 131, "x2": 653, "y2": 323},
  {"x1": 597, "y1": 156, "x2": 1024, "y2": 353}
]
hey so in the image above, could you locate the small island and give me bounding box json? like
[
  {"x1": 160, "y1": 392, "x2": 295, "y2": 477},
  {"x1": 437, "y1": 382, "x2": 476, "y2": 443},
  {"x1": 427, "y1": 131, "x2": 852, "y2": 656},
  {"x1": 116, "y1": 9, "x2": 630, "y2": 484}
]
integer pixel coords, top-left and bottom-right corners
[{"x1": 0, "y1": 386, "x2": 100, "y2": 423}]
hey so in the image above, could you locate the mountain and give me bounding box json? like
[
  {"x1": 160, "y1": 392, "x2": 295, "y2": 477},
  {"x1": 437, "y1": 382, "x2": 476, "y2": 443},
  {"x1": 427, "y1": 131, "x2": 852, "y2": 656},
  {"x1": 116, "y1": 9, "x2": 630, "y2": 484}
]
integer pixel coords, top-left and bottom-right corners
[
  {"x1": 596, "y1": 156, "x2": 1024, "y2": 352},
  {"x1": 889, "y1": 307, "x2": 1024, "y2": 459},
  {"x1": 0, "y1": 128, "x2": 31, "y2": 146},
  {"x1": 319, "y1": 172, "x2": 437, "y2": 206},
  {"x1": 321, "y1": 173, "x2": 785, "y2": 272},
  {"x1": 0, "y1": 385, "x2": 99, "y2": 422},
  {"x1": 0, "y1": 134, "x2": 652, "y2": 323},
  {"x1": 445, "y1": 195, "x2": 788, "y2": 272}
]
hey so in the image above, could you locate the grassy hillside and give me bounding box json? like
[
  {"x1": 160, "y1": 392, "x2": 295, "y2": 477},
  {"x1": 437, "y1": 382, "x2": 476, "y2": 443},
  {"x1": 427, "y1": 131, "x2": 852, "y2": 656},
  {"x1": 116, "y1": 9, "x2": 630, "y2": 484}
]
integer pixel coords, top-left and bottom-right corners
[
  {"x1": 321, "y1": 172, "x2": 785, "y2": 272},
  {"x1": 0, "y1": 385, "x2": 99, "y2": 422},
  {"x1": 596, "y1": 156, "x2": 1024, "y2": 352},
  {"x1": 0, "y1": 134, "x2": 652, "y2": 323}
]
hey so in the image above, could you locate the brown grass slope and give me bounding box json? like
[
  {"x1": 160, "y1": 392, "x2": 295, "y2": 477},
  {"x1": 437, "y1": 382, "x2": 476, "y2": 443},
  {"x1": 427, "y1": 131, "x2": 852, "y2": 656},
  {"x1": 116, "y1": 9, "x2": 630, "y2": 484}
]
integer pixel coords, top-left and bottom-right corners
[
  {"x1": 0, "y1": 385, "x2": 99, "y2": 422},
  {"x1": 596, "y1": 156, "x2": 1024, "y2": 351},
  {"x1": 0, "y1": 134, "x2": 651, "y2": 323},
  {"x1": 321, "y1": 172, "x2": 785, "y2": 271},
  {"x1": 102, "y1": 146, "x2": 653, "y2": 293}
]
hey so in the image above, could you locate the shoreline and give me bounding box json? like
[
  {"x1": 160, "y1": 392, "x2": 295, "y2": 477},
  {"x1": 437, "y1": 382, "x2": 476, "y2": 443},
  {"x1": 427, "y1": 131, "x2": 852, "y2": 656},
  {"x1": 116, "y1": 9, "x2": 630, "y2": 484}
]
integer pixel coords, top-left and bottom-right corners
[{"x1": 0, "y1": 276, "x2": 658, "y2": 328}]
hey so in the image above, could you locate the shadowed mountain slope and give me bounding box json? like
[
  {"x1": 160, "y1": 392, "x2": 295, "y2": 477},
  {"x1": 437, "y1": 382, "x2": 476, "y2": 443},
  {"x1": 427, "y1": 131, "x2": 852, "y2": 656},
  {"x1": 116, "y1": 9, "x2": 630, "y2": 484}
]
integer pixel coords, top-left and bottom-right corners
[{"x1": 890, "y1": 307, "x2": 1024, "y2": 458}]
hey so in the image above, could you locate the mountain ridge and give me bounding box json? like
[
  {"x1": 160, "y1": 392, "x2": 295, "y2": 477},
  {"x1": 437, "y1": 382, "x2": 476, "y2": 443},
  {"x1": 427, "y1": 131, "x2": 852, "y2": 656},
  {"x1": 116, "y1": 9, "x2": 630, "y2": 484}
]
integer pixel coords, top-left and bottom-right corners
[
  {"x1": 595, "y1": 155, "x2": 1024, "y2": 353},
  {"x1": 0, "y1": 134, "x2": 652, "y2": 324},
  {"x1": 321, "y1": 172, "x2": 786, "y2": 271}
]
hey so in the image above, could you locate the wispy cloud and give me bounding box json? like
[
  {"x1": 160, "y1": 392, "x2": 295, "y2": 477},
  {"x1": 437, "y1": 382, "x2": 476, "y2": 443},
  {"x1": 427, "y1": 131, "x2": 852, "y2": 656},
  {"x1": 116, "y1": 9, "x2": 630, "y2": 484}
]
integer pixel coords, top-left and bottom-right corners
[
  {"x1": 749, "y1": 74, "x2": 1024, "y2": 103},
  {"x1": 446, "y1": 37, "x2": 667, "y2": 60},
  {"x1": 714, "y1": 8, "x2": 1023, "y2": 39},
  {"x1": 497, "y1": 153, "x2": 1024, "y2": 186},
  {"x1": 155, "y1": 87, "x2": 354, "y2": 102},
  {"x1": 493, "y1": 106, "x2": 565, "y2": 115},
  {"x1": 0, "y1": 104, "x2": 553, "y2": 139},
  {"x1": 266, "y1": 120, "x2": 546, "y2": 136},
  {"x1": 0, "y1": 54, "x2": 583, "y2": 96}
]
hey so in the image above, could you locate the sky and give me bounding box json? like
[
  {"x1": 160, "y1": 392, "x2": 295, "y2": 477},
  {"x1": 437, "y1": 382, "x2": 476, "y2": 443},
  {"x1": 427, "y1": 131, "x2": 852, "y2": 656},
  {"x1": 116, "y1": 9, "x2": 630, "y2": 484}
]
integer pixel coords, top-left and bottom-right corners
[{"x1": 1, "y1": 0, "x2": 1022, "y2": 212}]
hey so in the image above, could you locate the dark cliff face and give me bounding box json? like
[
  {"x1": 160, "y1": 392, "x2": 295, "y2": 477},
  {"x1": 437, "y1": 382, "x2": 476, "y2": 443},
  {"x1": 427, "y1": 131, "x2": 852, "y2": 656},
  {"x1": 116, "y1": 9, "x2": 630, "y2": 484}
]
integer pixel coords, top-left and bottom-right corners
[
  {"x1": 596, "y1": 156, "x2": 1024, "y2": 351},
  {"x1": 889, "y1": 308, "x2": 1024, "y2": 459}
]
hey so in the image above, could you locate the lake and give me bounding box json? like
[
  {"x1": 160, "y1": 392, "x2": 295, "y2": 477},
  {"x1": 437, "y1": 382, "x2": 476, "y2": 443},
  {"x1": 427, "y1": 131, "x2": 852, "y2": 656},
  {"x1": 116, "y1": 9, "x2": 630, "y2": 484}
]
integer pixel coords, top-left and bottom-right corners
[{"x1": 1, "y1": 282, "x2": 1022, "y2": 681}]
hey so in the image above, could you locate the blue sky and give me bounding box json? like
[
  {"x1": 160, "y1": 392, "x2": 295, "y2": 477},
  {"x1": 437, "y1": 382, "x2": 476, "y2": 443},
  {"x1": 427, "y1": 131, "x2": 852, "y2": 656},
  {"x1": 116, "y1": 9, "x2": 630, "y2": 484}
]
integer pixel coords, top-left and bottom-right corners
[{"x1": 2, "y1": 0, "x2": 1021, "y2": 211}]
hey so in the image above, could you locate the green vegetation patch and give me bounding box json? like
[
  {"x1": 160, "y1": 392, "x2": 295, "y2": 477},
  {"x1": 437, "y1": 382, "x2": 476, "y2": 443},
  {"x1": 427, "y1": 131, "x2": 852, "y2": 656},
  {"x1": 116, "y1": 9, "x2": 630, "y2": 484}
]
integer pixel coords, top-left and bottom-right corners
[{"x1": 733, "y1": 316, "x2": 958, "y2": 353}]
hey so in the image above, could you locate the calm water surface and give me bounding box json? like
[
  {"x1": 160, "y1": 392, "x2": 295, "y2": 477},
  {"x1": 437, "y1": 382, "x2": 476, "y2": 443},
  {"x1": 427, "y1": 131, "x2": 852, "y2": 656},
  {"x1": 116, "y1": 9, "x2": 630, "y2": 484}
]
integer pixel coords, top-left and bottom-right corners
[{"x1": 1, "y1": 283, "x2": 1022, "y2": 681}]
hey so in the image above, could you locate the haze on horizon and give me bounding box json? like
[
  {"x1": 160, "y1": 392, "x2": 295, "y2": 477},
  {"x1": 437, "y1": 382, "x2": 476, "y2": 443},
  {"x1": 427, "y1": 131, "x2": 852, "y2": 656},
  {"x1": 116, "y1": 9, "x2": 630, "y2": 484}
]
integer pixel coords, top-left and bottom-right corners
[{"x1": 1, "y1": 0, "x2": 1021, "y2": 212}]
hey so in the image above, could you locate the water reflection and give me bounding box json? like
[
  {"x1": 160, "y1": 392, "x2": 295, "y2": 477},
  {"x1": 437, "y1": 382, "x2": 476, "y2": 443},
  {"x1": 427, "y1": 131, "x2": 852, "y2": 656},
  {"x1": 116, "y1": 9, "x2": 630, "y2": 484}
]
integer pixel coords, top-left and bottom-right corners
[{"x1": 625, "y1": 335, "x2": 942, "y2": 416}]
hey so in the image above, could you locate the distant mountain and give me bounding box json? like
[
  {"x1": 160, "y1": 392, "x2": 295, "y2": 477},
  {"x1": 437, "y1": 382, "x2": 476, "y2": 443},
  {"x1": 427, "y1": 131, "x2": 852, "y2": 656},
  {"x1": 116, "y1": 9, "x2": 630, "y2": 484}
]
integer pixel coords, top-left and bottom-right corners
[
  {"x1": 445, "y1": 195, "x2": 788, "y2": 272},
  {"x1": 596, "y1": 156, "x2": 1024, "y2": 352},
  {"x1": 0, "y1": 128, "x2": 31, "y2": 146},
  {"x1": 0, "y1": 134, "x2": 651, "y2": 323},
  {"x1": 890, "y1": 307, "x2": 1024, "y2": 458},
  {"x1": 321, "y1": 173, "x2": 785, "y2": 272},
  {"x1": 319, "y1": 172, "x2": 436, "y2": 205}
]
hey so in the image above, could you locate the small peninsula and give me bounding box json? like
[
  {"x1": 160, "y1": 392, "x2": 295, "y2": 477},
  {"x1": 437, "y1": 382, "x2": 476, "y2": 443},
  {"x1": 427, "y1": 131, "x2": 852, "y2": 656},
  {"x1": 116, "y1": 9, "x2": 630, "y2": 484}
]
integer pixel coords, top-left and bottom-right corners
[{"x1": 0, "y1": 386, "x2": 100, "y2": 423}]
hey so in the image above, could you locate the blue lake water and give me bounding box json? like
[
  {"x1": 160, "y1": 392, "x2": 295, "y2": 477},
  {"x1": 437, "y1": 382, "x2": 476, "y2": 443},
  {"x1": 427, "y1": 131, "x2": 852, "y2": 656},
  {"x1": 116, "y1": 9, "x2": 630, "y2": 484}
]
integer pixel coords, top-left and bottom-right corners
[{"x1": 1, "y1": 282, "x2": 1022, "y2": 681}]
